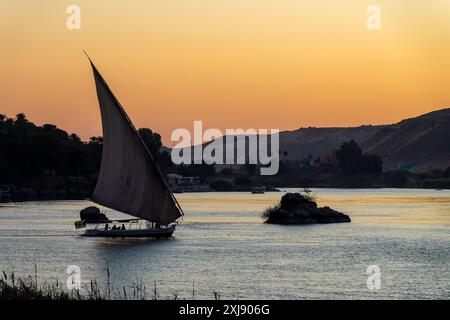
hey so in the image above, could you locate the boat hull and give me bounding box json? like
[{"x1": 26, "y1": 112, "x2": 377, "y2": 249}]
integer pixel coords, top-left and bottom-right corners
[{"x1": 81, "y1": 225, "x2": 175, "y2": 238}]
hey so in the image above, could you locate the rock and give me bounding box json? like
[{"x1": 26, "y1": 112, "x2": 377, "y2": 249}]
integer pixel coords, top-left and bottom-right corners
[
  {"x1": 80, "y1": 206, "x2": 109, "y2": 223},
  {"x1": 263, "y1": 192, "x2": 351, "y2": 225}
]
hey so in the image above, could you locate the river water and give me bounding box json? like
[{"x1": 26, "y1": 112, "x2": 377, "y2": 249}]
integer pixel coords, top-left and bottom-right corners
[{"x1": 0, "y1": 188, "x2": 449, "y2": 299}]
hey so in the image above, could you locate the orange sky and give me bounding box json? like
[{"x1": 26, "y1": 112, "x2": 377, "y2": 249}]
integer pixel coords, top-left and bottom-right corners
[{"x1": 1, "y1": 0, "x2": 449, "y2": 145}]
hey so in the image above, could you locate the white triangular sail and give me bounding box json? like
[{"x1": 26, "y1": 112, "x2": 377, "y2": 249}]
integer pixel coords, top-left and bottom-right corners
[{"x1": 87, "y1": 57, "x2": 182, "y2": 225}]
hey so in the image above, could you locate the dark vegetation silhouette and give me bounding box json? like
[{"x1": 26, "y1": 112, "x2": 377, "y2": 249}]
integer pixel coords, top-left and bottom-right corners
[
  {"x1": 137, "y1": 128, "x2": 162, "y2": 161},
  {"x1": 0, "y1": 113, "x2": 100, "y2": 182},
  {"x1": 0, "y1": 268, "x2": 221, "y2": 300},
  {"x1": 336, "y1": 140, "x2": 383, "y2": 175},
  {"x1": 0, "y1": 113, "x2": 165, "y2": 199}
]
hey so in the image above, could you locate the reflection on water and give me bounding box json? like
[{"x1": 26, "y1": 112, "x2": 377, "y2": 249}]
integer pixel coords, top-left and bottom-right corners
[{"x1": 0, "y1": 188, "x2": 449, "y2": 299}]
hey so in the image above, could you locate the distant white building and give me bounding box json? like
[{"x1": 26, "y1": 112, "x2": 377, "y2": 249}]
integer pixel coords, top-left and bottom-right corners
[{"x1": 166, "y1": 174, "x2": 210, "y2": 193}]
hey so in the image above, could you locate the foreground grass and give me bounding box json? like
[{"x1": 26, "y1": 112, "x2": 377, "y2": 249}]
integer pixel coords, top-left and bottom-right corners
[{"x1": 0, "y1": 268, "x2": 221, "y2": 300}]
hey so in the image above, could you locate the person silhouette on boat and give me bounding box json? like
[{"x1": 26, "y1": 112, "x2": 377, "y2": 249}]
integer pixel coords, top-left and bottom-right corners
[
  {"x1": 112, "y1": 225, "x2": 117, "y2": 230},
  {"x1": 105, "y1": 224, "x2": 109, "y2": 230},
  {"x1": 121, "y1": 224, "x2": 126, "y2": 230}
]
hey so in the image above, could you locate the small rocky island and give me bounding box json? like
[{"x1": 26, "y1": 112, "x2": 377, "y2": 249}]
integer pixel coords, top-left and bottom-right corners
[
  {"x1": 80, "y1": 206, "x2": 109, "y2": 223},
  {"x1": 262, "y1": 192, "x2": 351, "y2": 225}
]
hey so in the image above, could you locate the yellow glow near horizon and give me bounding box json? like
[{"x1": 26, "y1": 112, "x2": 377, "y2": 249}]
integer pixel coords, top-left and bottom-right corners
[{"x1": 0, "y1": 0, "x2": 449, "y2": 144}]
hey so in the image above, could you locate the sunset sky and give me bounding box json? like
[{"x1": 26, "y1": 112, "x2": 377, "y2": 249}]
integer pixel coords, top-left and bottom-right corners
[{"x1": 1, "y1": 0, "x2": 449, "y2": 145}]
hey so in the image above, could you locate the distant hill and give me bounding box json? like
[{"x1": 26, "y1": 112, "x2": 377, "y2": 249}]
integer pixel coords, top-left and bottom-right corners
[
  {"x1": 172, "y1": 125, "x2": 384, "y2": 165},
  {"x1": 362, "y1": 108, "x2": 450, "y2": 172},
  {"x1": 278, "y1": 125, "x2": 384, "y2": 160},
  {"x1": 280, "y1": 108, "x2": 450, "y2": 172},
  {"x1": 170, "y1": 108, "x2": 450, "y2": 173}
]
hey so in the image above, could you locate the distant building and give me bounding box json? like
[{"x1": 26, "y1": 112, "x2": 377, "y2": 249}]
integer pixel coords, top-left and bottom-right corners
[
  {"x1": 0, "y1": 185, "x2": 12, "y2": 202},
  {"x1": 166, "y1": 174, "x2": 210, "y2": 193},
  {"x1": 319, "y1": 149, "x2": 338, "y2": 166}
]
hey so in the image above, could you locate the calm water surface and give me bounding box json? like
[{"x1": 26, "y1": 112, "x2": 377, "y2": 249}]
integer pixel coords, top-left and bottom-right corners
[{"x1": 0, "y1": 188, "x2": 449, "y2": 299}]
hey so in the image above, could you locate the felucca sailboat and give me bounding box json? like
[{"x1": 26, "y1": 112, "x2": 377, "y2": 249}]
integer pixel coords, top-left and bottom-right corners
[{"x1": 79, "y1": 53, "x2": 183, "y2": 237}]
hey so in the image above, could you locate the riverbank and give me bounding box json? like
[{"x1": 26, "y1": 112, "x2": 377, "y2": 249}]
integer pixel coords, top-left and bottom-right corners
[
  {"x1": 2, "y1": 185, "x2": 449, "y2": 203},
  {"x1": 0, "y1": 178, "x2": 93, "y2": 203}
]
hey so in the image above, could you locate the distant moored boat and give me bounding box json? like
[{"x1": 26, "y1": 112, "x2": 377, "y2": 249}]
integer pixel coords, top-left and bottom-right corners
[{"x1": 251, "y1": 185, "x2": 266, "y2": 194}]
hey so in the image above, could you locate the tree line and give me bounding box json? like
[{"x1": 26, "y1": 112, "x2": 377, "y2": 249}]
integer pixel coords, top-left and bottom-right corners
[
  {"x1": 0, "y1": 113, "x2": 164, "y2": 186},
  {"x1": 4, "y1": 113, "x2": 449, "y2": 192}
]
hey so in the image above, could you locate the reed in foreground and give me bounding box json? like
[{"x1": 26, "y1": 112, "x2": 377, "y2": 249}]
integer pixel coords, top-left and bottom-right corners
[{"x1": 0, "y1": 269, "x2": 221, "y2": 300}]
